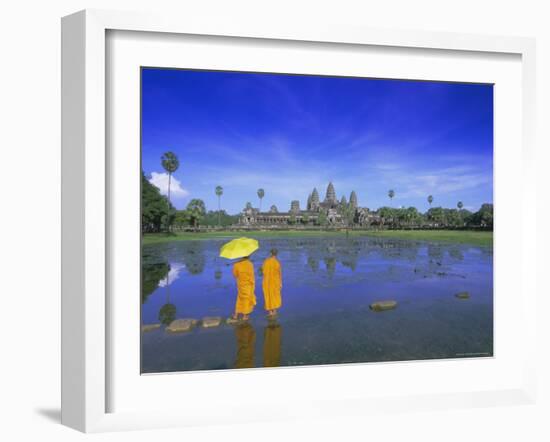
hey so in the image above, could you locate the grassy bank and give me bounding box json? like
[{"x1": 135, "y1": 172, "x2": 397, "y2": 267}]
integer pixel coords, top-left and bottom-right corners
[
  {"x1": 142, "y1": 230, "x2": 347, "y2": 245},
  {"x1": 143, "y1": 229, "x2": 493, "y2": 247},
  {"x1": 361, "y1": 230, "x2": 492, "y2": 246}
]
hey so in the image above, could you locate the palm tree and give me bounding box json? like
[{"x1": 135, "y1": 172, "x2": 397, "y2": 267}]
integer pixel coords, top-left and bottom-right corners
[
  {"x1": 457, "y1": 201, "x2": 465, "y2": 227},
  {"x1": 257, "y1": 188, "x2": 265, "y2": 212},
  {"x1": 161, "y1": 152, "x2": 179, "y2": 232},
  {"x1": 161, "y1": 151, "x2": 180, "y2": 205},
  {"x1": 186, "y1": 199, "x2": 206, "y2": 229},
  {"x1": 428, "y1": 195, "x2": 434, "y2": 207},
  {"x1": 388, "y1": 189, "x2": 395, "y2": 206},
  {"x1": 215, "y1": 185, "x2": 223, "y2": 226}
]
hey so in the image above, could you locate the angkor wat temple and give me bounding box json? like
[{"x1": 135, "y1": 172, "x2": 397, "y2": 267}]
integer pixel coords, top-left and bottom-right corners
[{"x1": 238, "y1": 182, "x2": 375, "y2": 227}]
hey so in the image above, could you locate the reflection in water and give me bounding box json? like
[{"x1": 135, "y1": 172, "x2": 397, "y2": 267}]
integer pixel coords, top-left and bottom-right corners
[
  {"x1": 234, "y1": 322, "x2": 256, "y2": 369},
  {"x1": 158, "y1": 262, "x2": 185, "y2": 287},
  {"x1": 142, "y1": 262, "x2": 170, "y2": 303},
  {"x1": 427, "y1": 244, "x2": 443, "y2": 261},
  {"x1": 308, "y1": 256, "x2": 319, "y2": 273},
  {"x1": 183, "y1": 241, "x2": 206, "y2": 275},
  {"x1": 158, "y1": 270, "x2": 177, "y2": 325},
  {"x1": 341, "y1": 250, "x2": 359, "y2": 271},
  {"x1": 158, "y1": 303, "x2": 176, "y2": 325},
  {"x1": 141, "y1": 236, "x2": 493, "y2": 373},
  {"x1": 263, "y1": 321, "x2": 282, "y2": 367},
  {"x1": 324, "y1": 257, "x2": 336, "y2": 278},
  {"x1": 448, "y1": 247, "x2": 464, "y2": 261}
]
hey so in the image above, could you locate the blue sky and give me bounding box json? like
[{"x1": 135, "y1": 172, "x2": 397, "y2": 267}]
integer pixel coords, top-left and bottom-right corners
[{"x1": 142, "y1": 68, "x2": 493, "y2": 214}]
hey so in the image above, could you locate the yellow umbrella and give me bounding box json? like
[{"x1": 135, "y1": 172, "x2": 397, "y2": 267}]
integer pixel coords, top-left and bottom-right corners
[{"x1": 219, "y1": 237, "x2": 259, "y2": 259}]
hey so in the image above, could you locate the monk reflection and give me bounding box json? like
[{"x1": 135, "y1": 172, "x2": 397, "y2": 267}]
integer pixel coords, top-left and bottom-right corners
[
  {"x1": 233, "y1": 322, "x2": 256, "y2": 369},
  {"x1": 263, "y1": 321, "x2": 282, "y2": 368}
]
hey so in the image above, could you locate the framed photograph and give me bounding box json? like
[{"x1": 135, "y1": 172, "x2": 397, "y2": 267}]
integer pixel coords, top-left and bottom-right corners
[{"x1": 62, "y1": 9, "x2": 538, "y2": 432}]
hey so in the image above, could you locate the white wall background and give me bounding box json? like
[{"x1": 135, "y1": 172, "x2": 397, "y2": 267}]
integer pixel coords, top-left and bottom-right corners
[{"x1": 0, "y1": 1, "x2": 548, "y2": 441}]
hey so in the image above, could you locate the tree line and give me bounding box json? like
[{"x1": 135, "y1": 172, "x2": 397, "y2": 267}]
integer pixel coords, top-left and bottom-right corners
[
  {"x1": 142, "y1": 171, "x2": 235, "y2": 232},
  {"x1": 141, "y1": 151, "x2": 493, "y2": 232},
  {"x1": 374, "y1": 204, "x2": 493, "y2": 229}
]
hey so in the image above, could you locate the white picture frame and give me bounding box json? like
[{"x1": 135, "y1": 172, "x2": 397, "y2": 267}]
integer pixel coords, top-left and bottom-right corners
[{"x1": 61, "y1": 9, "x2": 537, "y2": 433}]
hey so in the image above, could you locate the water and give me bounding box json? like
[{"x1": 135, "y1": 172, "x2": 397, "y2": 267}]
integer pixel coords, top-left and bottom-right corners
[{"x1": 141, "y1": 236, "x2": 493, "y2": 373}]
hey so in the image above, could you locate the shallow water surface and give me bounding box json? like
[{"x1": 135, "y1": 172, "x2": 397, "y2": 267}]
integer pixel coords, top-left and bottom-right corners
[{"x1": 141, "y1": 236, "x2": 493, "y2": 373}]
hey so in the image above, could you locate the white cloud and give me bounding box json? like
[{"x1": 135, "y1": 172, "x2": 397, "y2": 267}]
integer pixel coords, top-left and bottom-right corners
[
  {"x1": 369, "y1": 160, "x2": 491, "y2": 200},
  {"x1": 149, "y1": 172, "x2": 189, "y2": 198},
  {"x1": 158, "y1": 262, "x2": 185, "y2": 287}
]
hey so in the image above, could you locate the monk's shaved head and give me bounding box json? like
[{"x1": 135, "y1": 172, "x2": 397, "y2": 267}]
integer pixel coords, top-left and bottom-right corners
[{"x1": 270, "y1": 248, "x2": 278, "y2": 256}]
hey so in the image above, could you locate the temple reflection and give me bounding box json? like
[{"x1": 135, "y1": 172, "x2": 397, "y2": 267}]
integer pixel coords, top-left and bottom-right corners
[{"x1": 182, "y1": 241, "x2": 206, "y2": 275}]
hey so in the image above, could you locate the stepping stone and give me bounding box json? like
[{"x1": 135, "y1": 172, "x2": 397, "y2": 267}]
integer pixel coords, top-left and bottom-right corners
[
  {"x1": 166, "y1": 318, "x2": 197, "y2": 333},
  {"x1": 370, "y1": 300, "x2": 397, "y2": 312},
  {"x1": 226, "y1": 317, "x2": 239, "y2": 325},
  {"x1": 141, "y1": 323, "x2": 161, "y2": 333},
  {"x1": 202, "y1": 316, "x2": 222, "y2": 328},
  {"x1": 455, "y1": 291, "x2": 470, "y2": 299}
]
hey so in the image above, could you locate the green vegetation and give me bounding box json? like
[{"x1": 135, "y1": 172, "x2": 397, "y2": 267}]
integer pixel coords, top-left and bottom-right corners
[
  {"x1": 317, "y1": 211, "x2": 328, "y2": 226},
  {"x1": 143, "y1": 230, "x2": 347, "y2": 245},
  {"x1": 203, "y1": 210, "x2": 239, "y2": 227},
  {"x1": 141, "y1": 262, "x2": 170, "y2": 303},
  {"x1": 184, "y1": 199, "x2": 206, "y2": 227},
  {"x1": 141, "y1": 171, "x2": 173, "y2": 233},
  {"x1": 143, "y1": 229, "x2": 493, "y2": 246},
  {"x1": 361, "y1": 229, "x2": 492, "y2": 246},
  {"x1": 158, "y1": 303, "x2": 176, "y2": 326},
  {"x1": 373, "y1": 204, "x2": 493, "y2": 230}
]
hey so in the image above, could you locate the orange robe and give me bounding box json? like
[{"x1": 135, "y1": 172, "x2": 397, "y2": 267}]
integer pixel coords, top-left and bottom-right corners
[
  {"x1": 232, "y1": 259, "x2": 256, "y2": 314},
  {"x1": 262, "y1": 256, "x2": 282, "y2": 311}
]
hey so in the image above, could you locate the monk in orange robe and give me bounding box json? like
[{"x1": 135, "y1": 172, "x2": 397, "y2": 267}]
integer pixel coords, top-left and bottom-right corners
[
  {"x1": 262, "y1": 249, "x2": 282, "y2": 317},
  {"x1": 231, "y1": 256, "x2": 256, "y2": 321}
]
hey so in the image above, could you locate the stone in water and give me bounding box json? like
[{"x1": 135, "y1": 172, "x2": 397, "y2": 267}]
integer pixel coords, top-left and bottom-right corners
[
  {"x1": 166, "y1": 318, "x2": 197, "y2": 333},
  {"x1": 370, "y1": 300, "x2": 397, "y2": 312},
  {"x1": 141, "y1": 323, "x2": 161, "y2": 333},
  {"x1": 202, "y1": 316, "x2": 222, "y2": 328},
  {"x1": 455, "y1": 292, "x2": 470, "y2": 299}
]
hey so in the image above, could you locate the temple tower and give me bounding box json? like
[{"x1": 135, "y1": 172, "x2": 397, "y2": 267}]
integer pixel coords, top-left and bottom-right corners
[
  {"x1": 325, "y1": 182, "x2": 336, "y2": 203},
  {"x1": 350, "y1": 191, "x2": 358, "y2": 209},
  {"x1": 290, "y1": 200, "x2": 300, "y2": 213},
  {"x1": 269, "y1": 205, "x2": 278, "y2": 213},
  {"x1": 310, "y1": 188, "x2": 320, "y2": 210}
]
